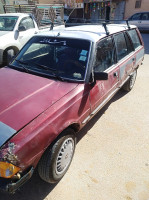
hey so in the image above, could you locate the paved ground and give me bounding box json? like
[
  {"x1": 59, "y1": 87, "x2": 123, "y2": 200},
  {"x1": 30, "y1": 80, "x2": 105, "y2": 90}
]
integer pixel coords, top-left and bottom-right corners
[{"x1": 1, "y1": 33, "x2": 149, "y2": 200}]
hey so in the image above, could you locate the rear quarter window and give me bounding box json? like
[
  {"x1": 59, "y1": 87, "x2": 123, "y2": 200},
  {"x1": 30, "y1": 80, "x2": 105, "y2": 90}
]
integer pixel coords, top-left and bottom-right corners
[{"x1": 127, "y1": 29, "x2": 141, "y2": 49}]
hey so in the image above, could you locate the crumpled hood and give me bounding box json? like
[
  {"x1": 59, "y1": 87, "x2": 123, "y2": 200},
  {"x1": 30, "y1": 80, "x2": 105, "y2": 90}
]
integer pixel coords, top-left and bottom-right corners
[{"x1": 0, "y1": 68, "x2": 78, "y2": 132}]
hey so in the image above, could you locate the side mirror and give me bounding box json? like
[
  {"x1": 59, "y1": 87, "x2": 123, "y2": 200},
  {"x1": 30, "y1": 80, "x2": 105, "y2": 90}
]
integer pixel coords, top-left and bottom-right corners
[
  {"x1": 14, "y1": 29, "x2": 19, "y2": 40},
  {"x1": 94, "y1": 72, "x2": 108, "y2": 80},
  {"x1": 18, "y1": 25, "x2": 26, "y2": 32}
]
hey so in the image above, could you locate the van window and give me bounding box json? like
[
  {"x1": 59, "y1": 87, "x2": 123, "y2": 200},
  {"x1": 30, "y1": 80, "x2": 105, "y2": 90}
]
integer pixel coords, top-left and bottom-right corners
[
  {"x1": 127, "y1": 29, "x2": 141, "y2": 49},
  {"x1": 114, "y1": 33, "x2": 128, "y2": 61},
  {"x1": 19, "y1": 17, "x2": 35, "y2": 30},
  {"x1": 94, "y1": 37, "x2": 115, "y2": 72},
  {"x1": 141, "y1": 13, "x2": 149, "y2": 20}
]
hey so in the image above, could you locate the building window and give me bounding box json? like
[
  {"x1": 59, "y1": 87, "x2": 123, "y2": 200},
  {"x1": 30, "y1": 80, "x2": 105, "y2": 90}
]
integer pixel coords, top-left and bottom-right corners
[{"x1": 135, "y1": 0, "x2": 142, "y2": 8}]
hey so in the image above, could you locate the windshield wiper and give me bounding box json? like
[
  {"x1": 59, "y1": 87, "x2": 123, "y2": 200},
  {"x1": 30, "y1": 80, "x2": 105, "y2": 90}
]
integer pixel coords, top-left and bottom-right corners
[
  {"x1": 52, "y1": 74, "x2": 65, "y2": 81},
  {"x1": 34, "y1": 63, "x2": 57, "y2": 72},
  {"x1": 32, "y1": 63, "x2": 64, "y2": 81}
]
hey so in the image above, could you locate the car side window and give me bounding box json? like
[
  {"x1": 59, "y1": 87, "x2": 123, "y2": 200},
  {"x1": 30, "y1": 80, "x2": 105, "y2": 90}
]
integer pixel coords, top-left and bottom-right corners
[
  {"x1": 127, "y1": 29, "x2": 141, "y2": 49},
  {"x1": 131, "y1": 13, "x2": 142, "y2": 20},
  {"x1": 19, "y1": 17, "x2": 35, "y2": 31},
  {"x1": 124, "y1": 32, "x2": 134, "y2": 54},
  {"x1": 141, "y1": 13, "x2": 149, "y2": 20},
  {"x1": 94, "y1": 37, "x2": 115, "y2": 72},
  {"x1": 114, "y1": 32, "x2": 128, "y2": 61}
]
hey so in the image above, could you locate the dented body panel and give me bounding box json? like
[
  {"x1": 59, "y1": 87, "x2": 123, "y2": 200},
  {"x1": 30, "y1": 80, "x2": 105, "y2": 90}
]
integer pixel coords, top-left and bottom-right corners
[{"x1": 0, "y1": 24, "x2": 144, "y2": 193}]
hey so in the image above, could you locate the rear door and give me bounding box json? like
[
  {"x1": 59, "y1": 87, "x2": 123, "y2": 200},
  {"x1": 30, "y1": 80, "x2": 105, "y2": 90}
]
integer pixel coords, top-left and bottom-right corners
[
  {"x1": 127, "y1": 29, "x2": 144, "y2": 68},
  {"x1": 113, "y1": 31, "x2": 135, "y2": 86},
  {"x1": 89, "y1": 36, "x2": 120, "y2": 113}
]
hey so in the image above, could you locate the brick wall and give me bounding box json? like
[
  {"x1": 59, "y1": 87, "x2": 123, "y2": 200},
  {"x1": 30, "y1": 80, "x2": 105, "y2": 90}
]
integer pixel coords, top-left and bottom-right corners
[{"x1": 125, "y1": 0, "x2": 149, "y2": 19}]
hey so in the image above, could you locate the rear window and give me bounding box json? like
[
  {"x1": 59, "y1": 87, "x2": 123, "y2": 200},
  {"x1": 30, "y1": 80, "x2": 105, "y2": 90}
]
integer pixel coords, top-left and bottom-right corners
[{"x1": 127, "y1": 29, "x2": 141, "y2": 49}]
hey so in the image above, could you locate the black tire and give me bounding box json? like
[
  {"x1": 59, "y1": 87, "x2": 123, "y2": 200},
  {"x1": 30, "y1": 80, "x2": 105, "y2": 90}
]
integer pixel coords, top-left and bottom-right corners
[
  {"x1": 122, "y1": 70, "x2": 137, "y2": 92},
  {"x1": 3, "y1": 49, "x2": 15, "y2": 66},
  {"x1": 6, "y1": 49, "x2": 15, "y2": 65},
  {"x1": 38, "y1": 128, "x2": 76, "y2": 183}
]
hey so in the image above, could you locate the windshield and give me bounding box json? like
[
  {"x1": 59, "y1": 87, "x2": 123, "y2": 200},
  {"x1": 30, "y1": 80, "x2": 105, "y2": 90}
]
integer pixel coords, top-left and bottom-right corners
[
  {"x1": 10, "y1": 36, "x2": 90, "y2": 81},
  {"x1": 0, "y1": 16, "x2": 18, "y2": 31}
]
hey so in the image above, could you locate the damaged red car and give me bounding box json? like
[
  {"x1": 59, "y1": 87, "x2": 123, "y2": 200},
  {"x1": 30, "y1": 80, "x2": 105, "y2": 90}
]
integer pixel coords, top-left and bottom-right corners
[{"x1": 0, "y1": 24, "x2": 144, "y2": 193}]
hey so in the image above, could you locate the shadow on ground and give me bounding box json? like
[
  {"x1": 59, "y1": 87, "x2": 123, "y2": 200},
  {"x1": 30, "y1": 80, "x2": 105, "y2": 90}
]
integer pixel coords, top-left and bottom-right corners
[{"x1": 0, "y1": 89, "x2": 127, "y2": 200}]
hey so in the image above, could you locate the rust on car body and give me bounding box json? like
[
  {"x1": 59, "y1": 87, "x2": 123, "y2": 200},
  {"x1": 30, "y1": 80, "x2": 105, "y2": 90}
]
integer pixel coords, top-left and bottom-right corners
[{"x1": 0, "y1": 24, "x2": 144, "y2": 193}]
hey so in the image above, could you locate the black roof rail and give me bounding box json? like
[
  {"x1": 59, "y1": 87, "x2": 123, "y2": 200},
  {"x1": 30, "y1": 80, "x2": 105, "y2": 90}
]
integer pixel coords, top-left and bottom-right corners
[
  {"x1": 102, "y1": 20, "x2": 130, "y2": 35},
  {"x1": 65, "y1": 19, "x2": 131, "y2": 35},
  {"x1": 126, "y1": 20, "x2": 130, "y2": 29},
  {"x1": 102, "y1": 22, "x2": 109, "y2": 35}
]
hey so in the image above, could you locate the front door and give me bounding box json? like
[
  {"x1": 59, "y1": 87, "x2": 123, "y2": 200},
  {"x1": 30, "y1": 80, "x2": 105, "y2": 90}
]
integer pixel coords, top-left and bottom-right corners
[
  {"x1": 18, "y1": 16, "x2": 38, "y2": 47},
  {"x1": 89, "y1": 36, "x2": 120, "y2": 113}
]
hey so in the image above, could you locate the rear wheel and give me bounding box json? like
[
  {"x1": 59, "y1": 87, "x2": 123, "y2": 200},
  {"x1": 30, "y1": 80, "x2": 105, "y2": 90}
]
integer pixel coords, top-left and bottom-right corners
[
  {"x1": 38, "y1": 128, "x2": 76, "y2": 183},
  {"x1": 122, "y1": 70, "x2": 137, "y2": 92}
]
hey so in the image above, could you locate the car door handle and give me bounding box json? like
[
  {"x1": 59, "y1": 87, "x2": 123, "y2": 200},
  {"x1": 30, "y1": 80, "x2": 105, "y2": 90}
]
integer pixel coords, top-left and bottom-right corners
[
  {"x1": 113, "y1": 72, "x2": 118, "y2": 77},
  {"x1": 132, "y1": 58, "x2": 136, "y2": 62}
]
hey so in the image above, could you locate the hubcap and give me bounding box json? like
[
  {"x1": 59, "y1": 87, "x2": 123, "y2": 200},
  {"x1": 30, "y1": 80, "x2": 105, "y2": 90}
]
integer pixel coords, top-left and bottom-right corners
[{"x1": 55, "y1": 138, "x2": 74, "y2": 175}]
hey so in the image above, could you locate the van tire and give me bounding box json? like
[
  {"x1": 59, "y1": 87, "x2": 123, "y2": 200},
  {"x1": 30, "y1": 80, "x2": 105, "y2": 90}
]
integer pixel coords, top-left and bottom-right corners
[
  {"x1": 38, "y1": 128, "x2": 76, "y2": 183},
  {"x1": 122, "y1": 70, "x2": 137, "y2": 92},
  {"x1": 6, "y1": 49, "x2": 15, "y2": 65}
]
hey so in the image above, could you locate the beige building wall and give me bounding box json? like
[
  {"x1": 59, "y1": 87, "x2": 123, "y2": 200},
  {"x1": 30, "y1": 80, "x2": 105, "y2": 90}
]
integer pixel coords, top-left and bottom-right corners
[{"x1": 125, "y1": 0, "x2": 149, "y2": 19}]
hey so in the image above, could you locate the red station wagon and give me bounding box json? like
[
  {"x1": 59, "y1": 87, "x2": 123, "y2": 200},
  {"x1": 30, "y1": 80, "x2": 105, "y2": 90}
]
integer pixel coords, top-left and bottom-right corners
[{"x1": 0, "y1": 23, "x2": 144, "y2": 193}]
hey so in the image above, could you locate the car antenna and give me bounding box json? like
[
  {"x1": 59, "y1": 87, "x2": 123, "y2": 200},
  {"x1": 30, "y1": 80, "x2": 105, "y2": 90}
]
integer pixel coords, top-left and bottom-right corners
[
  {"x1": 102, "y1": 22, "x2": 109, "y2": 35},
  {"x1": 64, "y1": 7, "x2": 76, "y2": 27}
]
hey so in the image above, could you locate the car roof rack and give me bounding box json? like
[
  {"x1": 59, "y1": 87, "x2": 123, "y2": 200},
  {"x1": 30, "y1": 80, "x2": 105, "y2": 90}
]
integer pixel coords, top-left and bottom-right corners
[
  {"x1": 65, "y1": 19, "x2": 131, "y2": 35},
  {"x1": 102, "y1": 20, "x2": 130, "y2": 35},
  {"x1": 102, "y1": 22, "x2": 109, "y2": 35}
]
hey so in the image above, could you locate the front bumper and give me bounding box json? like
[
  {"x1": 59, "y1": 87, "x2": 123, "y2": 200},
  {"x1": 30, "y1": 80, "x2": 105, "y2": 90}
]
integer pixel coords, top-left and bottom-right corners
[{"x1": 0, "y1": 167, "x2": 34, "y2": 194}]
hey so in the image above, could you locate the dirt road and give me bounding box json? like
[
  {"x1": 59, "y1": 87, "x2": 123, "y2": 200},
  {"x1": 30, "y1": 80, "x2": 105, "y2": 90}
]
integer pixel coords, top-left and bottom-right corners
[{"x1": 1, "y1": 33, "x2": 149, "y2": 200}]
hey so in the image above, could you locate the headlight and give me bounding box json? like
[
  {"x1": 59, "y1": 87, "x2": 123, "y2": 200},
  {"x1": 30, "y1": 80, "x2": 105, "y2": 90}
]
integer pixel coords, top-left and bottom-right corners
[{"x1": 0, "y1": 162, "x2": 21, "y2": 178}]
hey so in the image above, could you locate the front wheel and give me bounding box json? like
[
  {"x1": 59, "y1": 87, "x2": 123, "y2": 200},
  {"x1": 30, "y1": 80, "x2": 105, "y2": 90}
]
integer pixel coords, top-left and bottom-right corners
[
  {"x1": 3, "y1": 49, "x2": 15, "y2": 66},
  {"x1": 38, "y1": 128, "x2": 76, "y2": 183},
  {"x1": 122, "y1": 70, "x2": 137, "y2": 92}
]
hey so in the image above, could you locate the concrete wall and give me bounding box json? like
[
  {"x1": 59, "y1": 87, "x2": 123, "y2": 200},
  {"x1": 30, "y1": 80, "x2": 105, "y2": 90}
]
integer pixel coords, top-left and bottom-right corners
[{"x1": 124, "y1": 0, "x2": 149, "y2": 19}]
